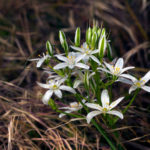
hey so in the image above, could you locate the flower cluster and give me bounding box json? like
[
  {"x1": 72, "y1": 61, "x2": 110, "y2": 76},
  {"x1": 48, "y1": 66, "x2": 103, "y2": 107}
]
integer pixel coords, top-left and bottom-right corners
[{"x1": 29, "y1": 24, "x2": 150, "y2": 125}]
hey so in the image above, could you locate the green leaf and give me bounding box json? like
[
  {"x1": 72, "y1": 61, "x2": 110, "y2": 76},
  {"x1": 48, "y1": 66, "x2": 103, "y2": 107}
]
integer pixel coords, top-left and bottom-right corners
[
  {"x1": 48, "y1": 98, "x2": 57, "y2": 110},
  {"x1": 107, "y1": 43, "x2": 113, "y2": 61},
  {"x1": 46, "y1": 41, "x2": 53, "y2": 56}
]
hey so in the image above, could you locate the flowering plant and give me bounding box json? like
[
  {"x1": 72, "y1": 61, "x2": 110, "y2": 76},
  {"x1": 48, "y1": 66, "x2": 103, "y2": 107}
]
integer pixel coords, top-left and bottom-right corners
[{"x1": 29, "y1": 24, "x2": 150, "y2": 149}]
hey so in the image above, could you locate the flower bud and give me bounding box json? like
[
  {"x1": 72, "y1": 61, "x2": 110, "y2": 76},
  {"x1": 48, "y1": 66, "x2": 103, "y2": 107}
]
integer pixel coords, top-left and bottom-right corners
[
  {"x1": 91, "y1": 32, "x2": 97, "y2": 49},
  {"x1": 107, "y1": 43, "x2": 113, "y2": 61},
  {"x1": 46, "y1": 41, "x2": 53, "y2": 56},
  {"x1": 48, "y1": 98, "x2": 57, "y2": 110},
  {"x1": 59, "y1": 30, "x2": 68, "y2": 55},
  {"x1": 74, "y1": 27, "x2": 80, "y2": 47},
  {"x1": 86, "y1": 27, "x2": 92, "y2": 45}
]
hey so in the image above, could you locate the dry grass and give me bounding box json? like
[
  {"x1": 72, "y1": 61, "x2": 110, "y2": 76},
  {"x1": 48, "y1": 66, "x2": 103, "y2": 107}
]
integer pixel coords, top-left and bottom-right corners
[{"x1": 0, "y1": 0, "x2": 150, "y2": 149}]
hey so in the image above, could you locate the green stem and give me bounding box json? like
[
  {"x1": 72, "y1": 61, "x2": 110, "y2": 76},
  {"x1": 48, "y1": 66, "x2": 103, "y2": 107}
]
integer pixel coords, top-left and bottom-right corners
[{"x1": 92, "y1": 119, "x2": 117, "y2": 150}]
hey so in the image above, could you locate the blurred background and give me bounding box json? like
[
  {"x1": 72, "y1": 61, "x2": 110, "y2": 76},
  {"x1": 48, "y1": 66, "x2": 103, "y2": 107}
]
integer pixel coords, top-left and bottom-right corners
[{"x1": 0, "y1": 0, "x2": 150, "y2": 149}]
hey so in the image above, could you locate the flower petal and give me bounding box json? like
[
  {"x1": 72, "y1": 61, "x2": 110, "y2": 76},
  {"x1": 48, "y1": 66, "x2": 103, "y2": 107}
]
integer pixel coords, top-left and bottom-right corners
[
  {"x1": 75, "y1": 63, "x2": 89, "y2": 70},
  {"x1": 97, "y1": 67, "x2": 112, "y2": 74},
  {"x1": 115, "y1": 58, "x2": 124, "y2": 69},
  {"x1": 129, "y1": 85, "x2": 137, "y2": 94},
  {"x1": 91, "y1": 49, "x2": 99, "y2": 54},
  {"x1": 70, "y1": 46, "x2": 83, "y2": 52},
  {"x1": 73, "y1": 80, "x2": 82, "y2": 88},
  {"x1": 37, "y1": 82, "x2": 50, "y2": 89},
  {"x1": 110, "y1": 97, "x2": 124, "y2": 110},
  {"x1": 120, "y1": 74, "x2": 137, "y2": 82},
  {"x1": 141, "y1": 71, "x2": 150, "y2": 83},
  {"x1": 116, "y1": 77, "x2": 133, "y2": 85},
  {"x1": 141, "y1": 85, "x2": 150, "y2": 92},
  {"x1": 120, "y1": 66, "x2": 135, "y2": 74},
  {"x1": 55, "y1": 55, "x2": 68, "y2": 62},
  {"x1": 60, "y1": 85, "x2": 76, "y2": 94},
  {"x1": 54, "y1": 89, "x2": 62, "y2": 98},
  {"x1": 101, "y1": 89, "x2": 110, "y2": 108},
  {"x1": 107, "y1": 110, "x2": 123, "y2": 119},
  {"x1": 104, "y1": 62, "x2": 114, "y2": 73},
  {"x1": 37, "y1": 58, "x2": 45, "y2": 67},
  {"x1": 85, "y1": 103, "x2": 103, "y2": 111},
  {"x1": 90, "y1": 55, "x2": 101, "y2": 65},
  {"x1": 75, "y1": 54, "x2": 86, "y2": 62},
  {"x1": 86, "y1": 111, "x2": 102, "y2": 124},
  {"x1": 42, "y1": 90, "x2": 53, "y2": 104},
  {"x1": 53, "y1": 63, "x2": 68, "y2": 70},
  {"x1": 59, "y1": 110, "x2": 73, "y2": 118}
]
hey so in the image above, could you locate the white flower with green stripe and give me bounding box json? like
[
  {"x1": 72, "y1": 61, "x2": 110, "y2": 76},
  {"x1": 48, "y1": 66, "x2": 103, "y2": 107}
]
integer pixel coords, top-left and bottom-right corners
[
  {"x1": 37, "y1": 79, "x2": 76, "y2": 104},
  {"x1": 120, "y1": 71, "x2": 150, "y2": 94},
  {"x1": 98, "y1": 58, "x2": 134, "y2": 77},
  {"x1": 86, "y1": 89, "x2": 124, "y2": 124}
]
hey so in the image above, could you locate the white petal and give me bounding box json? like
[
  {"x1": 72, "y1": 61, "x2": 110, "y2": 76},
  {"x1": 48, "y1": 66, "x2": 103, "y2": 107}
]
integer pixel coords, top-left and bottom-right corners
[
  {"x1": 98, "y1": 67, "x2": 112, "y2": 74},
  {"x1": 54, "y1": 89, "x2": 62, "y2": 98},
  {"x1": 60, "y1": 85, "x2": 76, "y2": 94},
  {"x1": 109, "y1": 97, "x2": 124, "y2": 109},
  {"x1": 120, "y1": 66, "x2": 135, "y2": 74},
  {"x1": 85, "y1": 103, "x2": 103, "y2": 111},
  {"x1": 129, "y1": 85, "x2": 137, "y2": 94},
  {"x1": 141, "y1": 71, "x2": 150, "y2": 83},
  {"x1": 116, "y1": 77, "x2": 133, "y2": 85},
  {"x1": 90, "y1": 55, "x2": 101, "y2": 65},
  {"x1": 75, "y1": 63, "x2": 89, "y2": 70},
  {"x1": 75, "y1": 54, "x2": 86, "y2": 62},
  {"x1": 91, "y1": 49, "x2": 99, "y2": 54},
  {"x1": 70, "y1": 46, "x2": 83, "y2": 52},
  {"x1": 120, "y1": 74, "x2": 137, "y2": 82},
  {"x1": 53, "y1": 63, "x2": 68, "y2": 70},
  {"x1": 101, "y1": 89, "x2": 110, "y2": 108},
  {"x1": 73, "y1": 80, "x2": 82, "y2": 88},
  {"x1": 86, "y1": 111, "x2": 102, "y2": 124},
  {"x1": 28, "y1": 58, "x2": 40, "y2": 61},
  {"x1": 107, "y1": 110, "x2": 123, "y2": 119},
  {"x1": 115, "y1": 58, "x2": 124, "y2": 69},
  {"x1": 104, "y1": 62, "x2": 114, "y2": 73},
  {"x1": 37, "y1": 82, "x2": 50, "y2": 89},
  {"x1": 37, "y1": 58, "x2": 45, "y2": 67},
  {"x1": 141, "y1": 86, "x2": 150, "y2": 92},
  {"x1": 42, "y1": 90, "x2": 53, "y2": 104},
  {"x1": 59, "y1": 110, "x2": 73, "y2": 118},
  {"x1": 55, "y1": 55, "x2": 68, "y2": 62}
]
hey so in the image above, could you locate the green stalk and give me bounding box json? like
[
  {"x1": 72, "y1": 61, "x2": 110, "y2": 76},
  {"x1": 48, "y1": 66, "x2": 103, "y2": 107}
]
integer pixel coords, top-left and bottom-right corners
[{"x1": 91, "y1": 119, "x2": 117, "y2": 150}]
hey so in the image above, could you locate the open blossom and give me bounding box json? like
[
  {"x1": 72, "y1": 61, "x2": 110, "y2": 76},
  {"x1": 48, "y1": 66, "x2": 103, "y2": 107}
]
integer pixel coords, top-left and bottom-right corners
[
  {"x1": 37, "y1": 79, "x2": 76, "y2": 104},
  {"x1": 86, "y1": 89, "x2": 124, "y2": 124},
  {"x1": 98, "y1": 58, "x2": 134, "y2": 77},
  {"x1": 120, "y1": 71, "x2": 150, "y2": 94},
  {"x1": 59, "y1": 99, "x2": 86, "y2": 118},
  {"x1": 71, "y1": 42, "x2": 100, "y2": 65},
  {"x1": 53, "y1": 52, "x2": 89, "y2": 70},
  {"x1": 29, "y1": 53, "x2": 51, "y2": 68}
]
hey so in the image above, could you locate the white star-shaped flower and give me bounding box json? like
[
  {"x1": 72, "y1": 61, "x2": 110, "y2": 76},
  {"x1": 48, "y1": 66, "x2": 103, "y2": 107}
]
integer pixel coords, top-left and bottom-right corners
[
  {"x1": 120, "y1": 71, "x2": 150, "y2": 94},
  {"x1": 29, "y1": 53, "x2": 50, "y2": 68},
  {"x1": 98, "y1": 58, "x2": 134, "y2": 77},
  {"x1": 59, "y1": 99, "x2": 86, "y2": 118},
  {"x1": 37, "y1": 79, "x2": 76, "y2": 104},
  {"x1": 53, "y1": 52, "x2": 89, "y2": 70},
  {"x1": 86, "y1": 89, "x2": 124, "y2": 124},
  {"x1": 71, "y1": 42, "x2": 100, "y2": 65}
]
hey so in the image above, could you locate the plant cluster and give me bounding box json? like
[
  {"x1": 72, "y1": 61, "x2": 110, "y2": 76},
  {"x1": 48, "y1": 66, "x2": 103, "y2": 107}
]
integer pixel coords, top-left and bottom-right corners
[{"x1": 29, "y1": 24, "x2": 150, "y2": 149}]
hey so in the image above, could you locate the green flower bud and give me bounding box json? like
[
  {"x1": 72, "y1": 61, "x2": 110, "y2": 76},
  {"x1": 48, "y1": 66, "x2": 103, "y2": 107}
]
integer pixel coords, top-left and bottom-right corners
[
  {"x1": 59, "y1": 30, "x2": 68, "y2": 55},
  {"x1": 74, "y1": 27, "x2": 80, "y2": 47},
  {"x1": 107, "y1": 43, "x2": 113, "y2": 61},
  {"x1": 91, "y1": 32, "x2": 97, "y2": 49},
  {"x1": 86, "y1": 27, "x2": 92, "y2": 45},
  {"x1": 46, "y1": 41, "x2": 53, "y2": 56}
]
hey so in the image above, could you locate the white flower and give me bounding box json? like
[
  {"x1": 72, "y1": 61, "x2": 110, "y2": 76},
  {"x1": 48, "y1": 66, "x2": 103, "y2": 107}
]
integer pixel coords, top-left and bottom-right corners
[
  {"x1": 53, "y1": 52, "x2": 89, "y2": 70},
  {"x1": 86, "y1": 89, "x2": 124, "y2": 124},
  {"x1": 73, "y1": 70, "x2": 95, "y2": 88},
  {"x1": 98, "y1": 58, "x2": 134, "y2": 77},
  {"x1": 120, "y1": 71, "x2": 150, "y2": 94},
  {"x1": 59, "y1": 99, "x2": 86, "y2": 118},
  {"x1": 37, "y1": 79, "x2": 76, "y2": 104},
  {"x1": 29, "y1": 53, "x2": 50, "y2": 68},
  {"x1": 71, "y1": 42, "x2": 100, "y2": 65}
]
